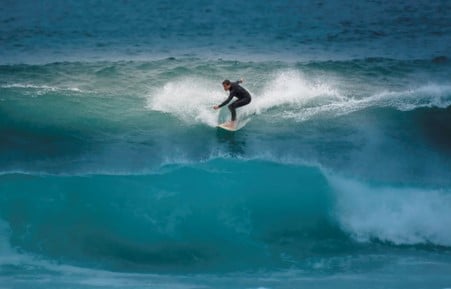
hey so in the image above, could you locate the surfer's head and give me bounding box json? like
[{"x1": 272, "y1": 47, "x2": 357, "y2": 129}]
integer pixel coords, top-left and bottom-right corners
[{"x1": 222, "y1": 79, "x2": 232, "y2": 91}]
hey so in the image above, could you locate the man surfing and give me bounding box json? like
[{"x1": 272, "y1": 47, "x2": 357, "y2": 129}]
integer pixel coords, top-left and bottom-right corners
[{"x1": 213, "y1": 79, "x2": 252, "y2": 129}]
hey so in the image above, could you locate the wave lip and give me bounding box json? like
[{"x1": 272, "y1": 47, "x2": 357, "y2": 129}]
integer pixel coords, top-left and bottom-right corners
[{"x1": 330, "y1": 175, "x2": 451, "y2": 246}]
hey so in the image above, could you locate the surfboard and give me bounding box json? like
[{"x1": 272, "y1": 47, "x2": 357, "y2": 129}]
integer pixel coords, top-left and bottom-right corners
[{"x1": 217, "y1": 123, "x2": 238, "y2": 131}]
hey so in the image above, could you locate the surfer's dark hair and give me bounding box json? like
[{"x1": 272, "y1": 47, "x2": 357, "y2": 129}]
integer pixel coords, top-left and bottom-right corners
[{"x1": 222, "y1": 79, "x2": 231, "y2": 85}]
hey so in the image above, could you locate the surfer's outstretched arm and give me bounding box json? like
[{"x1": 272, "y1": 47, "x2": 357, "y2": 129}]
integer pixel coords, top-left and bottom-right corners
[
  {"x1": 213, "y1": 95, "x2": 232, "y2": 110},
  {"x1": 217, "y1": 93, "x2": 234, "y2": 108}
]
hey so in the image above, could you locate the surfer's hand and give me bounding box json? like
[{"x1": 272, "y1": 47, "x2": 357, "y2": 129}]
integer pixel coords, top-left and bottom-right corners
[{"x1": 213, "y1": 105, "x2": 219, "y2": 110}]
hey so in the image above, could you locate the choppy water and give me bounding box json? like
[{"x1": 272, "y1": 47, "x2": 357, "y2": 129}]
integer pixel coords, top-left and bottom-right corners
[{"x1": 1, "y1": 1, "x2": 451, "y2": 288}]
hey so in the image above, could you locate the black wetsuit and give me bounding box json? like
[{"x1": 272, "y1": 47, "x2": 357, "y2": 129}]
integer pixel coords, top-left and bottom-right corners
[{"x1": 218, "y1": 81, "x2": 252, "y2": 121}]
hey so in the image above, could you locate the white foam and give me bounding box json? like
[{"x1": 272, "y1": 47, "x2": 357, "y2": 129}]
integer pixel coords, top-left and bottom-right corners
[
  {"x1": 283, "y1": 83, "x2": 451, "y2": 121},
  {"x1": 146, "y1": 71, "x2": 451, "y2": 126},
  {"x1": 248, "y1": 73, "x2": 451, "y2": 122},
  {"x1": 146, "y1": 77, "x2": 224, "y2": 126},
  {"x1": 329, "y1": 175, "x2": 451, "y2": 246},
  {"x1": 250, "y1": 70, "x2": 342, "y2": 116},
  {"x1": 336, "y1": 83, "x2": 451, "y2": 113},
  {"x1": 2, "y1": 83, "x2": 83, "y2": 94},
  {"x1": 146, "y1": 71, "x2": 341, "y2": 126}
]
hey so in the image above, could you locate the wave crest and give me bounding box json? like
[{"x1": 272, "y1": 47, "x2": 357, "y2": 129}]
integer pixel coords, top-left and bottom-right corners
[{"x1": 330, "y1": 175, "x2": 451, "y2": 246}]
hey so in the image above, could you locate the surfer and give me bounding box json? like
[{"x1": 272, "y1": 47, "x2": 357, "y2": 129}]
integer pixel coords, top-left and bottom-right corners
[{"x1": 213, "y1": 79, "x2": 252, "y2": 129}]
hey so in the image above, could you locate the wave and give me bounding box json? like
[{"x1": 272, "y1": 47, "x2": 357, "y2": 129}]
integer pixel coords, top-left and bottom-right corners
[
  {"x1": 1, "y1": 159, "x2": 450, "y2": 274},
  {"x1": 2, "y1": 58, "x2": 450, "y2": 122},
  {"x1": 3, "y1": 66, "x2": 450, "y2": 133},
  {"x1": 1, "y1": 104, "x2": 451, "y2": 185},
  {"x1": 0, "y1": 160, "x2": 332, "y2": 272},
  {"x1": 2, "y1": 59, "x2": 451, "y2": 197}
]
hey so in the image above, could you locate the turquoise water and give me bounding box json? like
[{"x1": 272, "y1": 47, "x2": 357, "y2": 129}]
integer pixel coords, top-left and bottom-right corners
[{"x1": 1, "y1": 1, "x2": 451, "y2": 288}]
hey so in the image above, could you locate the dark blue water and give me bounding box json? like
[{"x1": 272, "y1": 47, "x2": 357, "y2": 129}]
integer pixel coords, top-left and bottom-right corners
[
  {"x1": 1, "y1": 1, "x2": 451, "y2": 288},
  {"x1": 2, "y1": 0, "x2": 450, "y2": 63}
]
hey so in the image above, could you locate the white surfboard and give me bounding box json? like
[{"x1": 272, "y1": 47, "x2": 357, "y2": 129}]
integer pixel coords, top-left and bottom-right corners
[{"x1": 217, "y1": 122, "x2": 238, "y2": 131}]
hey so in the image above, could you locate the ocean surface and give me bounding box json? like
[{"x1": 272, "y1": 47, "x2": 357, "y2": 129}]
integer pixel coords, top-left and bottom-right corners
[{"x1": 1, "y1": 1, "x2": 451, "y2": 288}]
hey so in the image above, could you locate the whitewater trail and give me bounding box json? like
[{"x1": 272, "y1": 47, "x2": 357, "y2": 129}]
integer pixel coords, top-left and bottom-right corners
[{"x1": 146, "y1": 70, "x2": 451, "y2": 126}]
